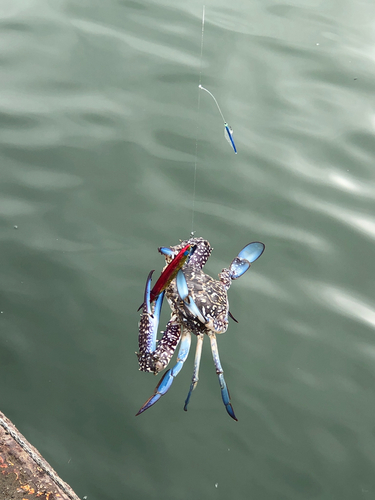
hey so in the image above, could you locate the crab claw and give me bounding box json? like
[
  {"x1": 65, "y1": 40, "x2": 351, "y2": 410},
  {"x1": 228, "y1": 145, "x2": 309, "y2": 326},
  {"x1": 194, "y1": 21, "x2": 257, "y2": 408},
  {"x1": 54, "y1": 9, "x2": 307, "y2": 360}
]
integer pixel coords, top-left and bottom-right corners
[
  {"x1": 136, "y1": 369, "x2": 174, "y2": 415},
  {"x1": 229, "y1": 241, "x2": 265, "y2": 279},
  {"x1": 137, "y1": 271, "x2": 165, "y2": 372},
  {"x1": 176, "y1": 269, "x2": 206, "y2": 324},
  {"x1": 136, "y1": 329, "x2": 192, "y2": 416}
]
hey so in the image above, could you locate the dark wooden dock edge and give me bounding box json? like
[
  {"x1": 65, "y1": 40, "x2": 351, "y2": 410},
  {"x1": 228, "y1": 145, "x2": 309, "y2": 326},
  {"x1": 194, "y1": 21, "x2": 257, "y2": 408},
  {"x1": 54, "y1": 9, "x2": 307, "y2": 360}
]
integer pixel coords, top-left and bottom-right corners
[{"x1": 0, "y1": 410, "x2": 80, "y2": 500}]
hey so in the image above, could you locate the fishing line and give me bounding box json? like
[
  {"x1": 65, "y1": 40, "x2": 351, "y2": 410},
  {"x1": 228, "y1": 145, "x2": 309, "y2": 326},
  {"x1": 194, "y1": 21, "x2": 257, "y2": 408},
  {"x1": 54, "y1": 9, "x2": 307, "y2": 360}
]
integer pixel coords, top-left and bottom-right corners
[
  {"x1": 191, "y1": 4, "x2": 205, "y2": 236},
  {"x1": 199, "y1": 85, "x2": 238, "y2": 154}
]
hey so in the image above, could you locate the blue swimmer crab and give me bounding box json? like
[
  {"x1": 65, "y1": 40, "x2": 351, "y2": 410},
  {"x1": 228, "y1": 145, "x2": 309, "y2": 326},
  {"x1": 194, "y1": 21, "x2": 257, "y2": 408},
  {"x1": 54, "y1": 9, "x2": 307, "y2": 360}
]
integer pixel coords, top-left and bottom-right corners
[{"x1": 136, "y1": 237, "x2": 265, "y2": 421}]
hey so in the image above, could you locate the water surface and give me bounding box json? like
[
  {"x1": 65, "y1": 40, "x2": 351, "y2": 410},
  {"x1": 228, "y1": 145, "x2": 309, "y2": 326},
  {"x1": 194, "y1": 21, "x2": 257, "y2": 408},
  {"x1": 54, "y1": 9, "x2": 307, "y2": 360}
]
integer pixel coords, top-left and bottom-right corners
[{"x1": 1, "y1": 1, "x2": 375, "y2": 499}]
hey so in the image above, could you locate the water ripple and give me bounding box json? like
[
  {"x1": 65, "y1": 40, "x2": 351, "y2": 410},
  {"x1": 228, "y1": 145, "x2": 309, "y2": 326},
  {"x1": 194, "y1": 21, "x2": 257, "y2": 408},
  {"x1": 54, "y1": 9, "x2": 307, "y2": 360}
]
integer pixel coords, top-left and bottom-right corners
[
  {"x1": 294, "y1": 192, "x2": 375, "y2": 241},
  {"x1": 198, "y1": 200, "x2": 331, "y2": 252},
  {"x1": 71, "y1": 18, "x2": 198, "y2": 67},
  {"x1": 303, "y1": 281, "x2": 375, "y2": 332}
]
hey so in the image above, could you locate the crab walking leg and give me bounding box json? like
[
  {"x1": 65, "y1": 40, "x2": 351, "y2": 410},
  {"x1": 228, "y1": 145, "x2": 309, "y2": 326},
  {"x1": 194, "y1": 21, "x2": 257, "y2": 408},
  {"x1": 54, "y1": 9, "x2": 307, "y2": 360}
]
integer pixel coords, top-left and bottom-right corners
[
  {"x1": 208, "y1": 332, "x2": 238, "y2": 421},
  {"x1": 184, "y1": 333, "x2": 204, "y2": 411},
  {"x1": 136, "y1": 328, "x2": 192, "y2": 416},
  {"x1": 176, "y1": 269, "x2": 206, "y2": 323}
]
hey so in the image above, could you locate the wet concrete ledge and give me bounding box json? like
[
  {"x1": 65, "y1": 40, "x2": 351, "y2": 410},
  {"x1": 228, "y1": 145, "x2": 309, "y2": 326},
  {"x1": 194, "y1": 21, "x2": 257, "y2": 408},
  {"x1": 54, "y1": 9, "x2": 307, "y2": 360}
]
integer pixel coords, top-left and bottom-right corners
[{"x1": 0, "y1": 410, "x2": 80, "y2": 500}]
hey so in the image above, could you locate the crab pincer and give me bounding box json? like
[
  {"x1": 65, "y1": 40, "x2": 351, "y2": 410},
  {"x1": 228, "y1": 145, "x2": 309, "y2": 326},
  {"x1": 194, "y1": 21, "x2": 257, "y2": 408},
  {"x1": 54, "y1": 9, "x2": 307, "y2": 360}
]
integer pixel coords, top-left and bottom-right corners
[{"x1": 137, "y1": 243, "x2": 191, "y2": 312}]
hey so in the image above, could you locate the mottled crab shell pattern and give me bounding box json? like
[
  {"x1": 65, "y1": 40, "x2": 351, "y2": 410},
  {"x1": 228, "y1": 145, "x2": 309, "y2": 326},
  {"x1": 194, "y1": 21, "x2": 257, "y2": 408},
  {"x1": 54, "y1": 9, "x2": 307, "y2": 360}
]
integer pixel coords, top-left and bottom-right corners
[
  {"x1": 138, "y1": 313, "x2": 181, "y2": 374},
  {"x1": 136, "y1": 236, "x2": 265, "y2": 420},
  {"x1": 164, "y1": 237, "x2": 231, "y2": 335},
  {"x1": 162, "y1": 237, "x2": 212, "y2": 269},
  {"x1": 168, "y1": 267, "x2": 229, "y2": 335}
]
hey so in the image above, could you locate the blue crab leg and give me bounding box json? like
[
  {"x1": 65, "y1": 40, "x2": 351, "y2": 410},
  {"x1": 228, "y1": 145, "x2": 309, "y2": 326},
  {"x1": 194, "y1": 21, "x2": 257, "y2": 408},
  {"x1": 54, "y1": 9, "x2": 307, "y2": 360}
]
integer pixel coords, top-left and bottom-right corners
[
  {"x1": 229, "y1": 241, "x2": 265, "y2": 279},
  {"x1": 208, "y1": 332, "x2": 238, "y2": 421},
  {"x1": 176, "y1": 269, "x2": 206, "y2": 324},
  {"x1": 159, "y1": 246, "x2": 174, "y2": 256},
  {"x1": 136, "y1": 328, "x2": 192, "y2": 416},
  {"x1": 184, "y1": 333, "x2": 204, "y2": 411}
]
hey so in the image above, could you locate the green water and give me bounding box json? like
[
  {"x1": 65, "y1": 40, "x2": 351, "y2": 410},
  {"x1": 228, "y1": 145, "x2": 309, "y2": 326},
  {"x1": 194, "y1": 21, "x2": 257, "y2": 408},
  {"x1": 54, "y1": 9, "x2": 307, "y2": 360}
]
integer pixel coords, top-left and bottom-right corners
[{"x1": 1, "y1": 0, "x2": 375, "y2": 499}]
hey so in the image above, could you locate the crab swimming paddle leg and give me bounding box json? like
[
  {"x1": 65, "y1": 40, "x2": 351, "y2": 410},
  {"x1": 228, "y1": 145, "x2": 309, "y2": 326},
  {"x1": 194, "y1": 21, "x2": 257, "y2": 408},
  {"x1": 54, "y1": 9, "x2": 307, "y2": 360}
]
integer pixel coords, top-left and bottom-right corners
[{"x1": 229, "y1": 241, "x2": 265, "y2": 280}]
